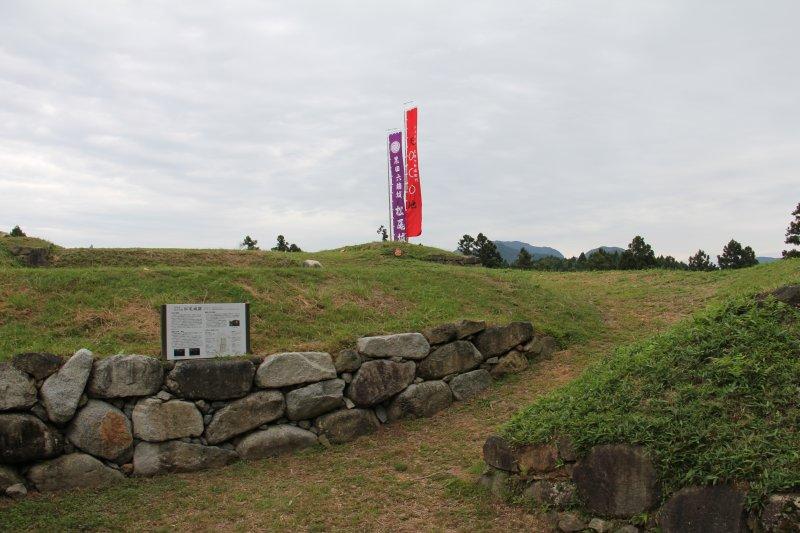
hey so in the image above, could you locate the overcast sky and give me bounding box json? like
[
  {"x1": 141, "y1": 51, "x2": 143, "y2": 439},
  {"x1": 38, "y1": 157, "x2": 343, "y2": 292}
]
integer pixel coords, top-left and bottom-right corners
[{"x1": 1, "y1": 1, "x2": 798, "y2": 259}]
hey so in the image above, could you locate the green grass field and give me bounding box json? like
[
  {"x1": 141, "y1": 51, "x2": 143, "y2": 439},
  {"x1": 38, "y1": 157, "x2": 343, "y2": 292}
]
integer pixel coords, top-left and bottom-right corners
[{"x1": 0, "y1": 238, "x2": 798, "y2": 531}]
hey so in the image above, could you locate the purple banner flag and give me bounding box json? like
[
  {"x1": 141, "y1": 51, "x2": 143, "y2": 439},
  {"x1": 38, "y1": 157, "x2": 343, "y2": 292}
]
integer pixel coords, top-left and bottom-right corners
[{"x1": 387, "y1": 131, "x2": 407, "y2": 241}]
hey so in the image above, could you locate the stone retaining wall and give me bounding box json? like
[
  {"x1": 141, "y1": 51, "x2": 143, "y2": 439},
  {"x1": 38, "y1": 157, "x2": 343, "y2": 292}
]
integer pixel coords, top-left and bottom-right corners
[
  {"x1": 480, "y1": 435, "x2": 799, "y2": 533},
  {"x1": 0, "y1": 320, "x2": 556, "y2": 499}
]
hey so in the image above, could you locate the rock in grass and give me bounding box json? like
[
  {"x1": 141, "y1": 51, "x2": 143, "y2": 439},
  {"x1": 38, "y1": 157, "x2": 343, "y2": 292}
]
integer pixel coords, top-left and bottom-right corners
[
  {"x1": 11, "y1": 352, "x2": 62, "y2": 380},
  {"x1": 166, "y1": 358, "x2": 254, "y2": 401},
  {"x1": 386, "y1": 381, "x2": 452, "y2": 420},
  {"x1": 0, "y1": 413, "x2": 63, "y2": 463},
  {"x1": 417, "y1": 341, "x2": 483, "y2": 379},
  {"x1": 27, "y1": 453, "x2": 124, "y2": 492},
  {"x1": 449, "y1": 369, "x2": 492, "y2": 401},
  {"x1": 235, "y1": 425, "x2": 318, "y2": 460},
  {"x1": 285, "y1": 379, "x2": 344, "y2": 421},
  {"x1": 346, "y1": 360, "x2": 416, "y2": 406},
  {"x1": 40, "y1": 349, "x2": 94, "y2": 424},
  {"x1": 132, "y1": 398, "x2": 203, "y2": 442},
  {"x1": 572, "y1": 444, "x2": 659, "y2": 517},
  {"x1": 255, "y1": 352, "x2": 336, "y2": 388},
  {"x1": 0, "y1": 362, "x2": 37, "y2": 411},
  {"x1": 67, "y1": 400, "x2": 133, "y2": 463},
  {"x1": 314, "y1": 408, "x2": 380, "y2": 444},
  {"x1": 133, "y1": 441, "x2": 238, "y2": 477},
  {"x1": 88, "y1": 354, "x2": 164, "y2": 399},
  {"x1": 473, "y1": 322, "x2": 534, "y2": 358},
  {"x1": 356, "y1": 333, "x2": 430, "y2": 360},
  {"x1": 658, "y1": 485, "x2": 747, "y2": 533},
  {"x1": 5, "y1": 483, "x2": 27, "y2": 499},
  {"x1": 204, "y1": 390, "x2": 284, "y2": 445}
]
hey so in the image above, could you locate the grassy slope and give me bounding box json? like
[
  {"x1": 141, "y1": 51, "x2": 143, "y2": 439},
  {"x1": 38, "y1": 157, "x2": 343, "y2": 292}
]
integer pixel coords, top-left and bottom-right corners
[
  {"x1": 502, "y1": 296, "x2": 800, "y2": 508},
  {"x1": 0, "y1": 244, "x2": 798, "y2": 531}
]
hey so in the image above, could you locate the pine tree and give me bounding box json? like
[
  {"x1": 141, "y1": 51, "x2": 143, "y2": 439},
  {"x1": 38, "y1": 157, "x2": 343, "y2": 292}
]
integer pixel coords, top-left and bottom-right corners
[
  {"x1": 474, "y1": 233, "x2": 505, "y2": 268},
  {"x1": 240, "y1": 235, "x2": 258, "y2": 250},
  {"x1": 10, "y1": 225, "x2": 25, "y2": 237},
  {"x1": 718, "y1": 239, "x2": 759, "y2": 269},
  {"x1": 272, "y1": 235, "x2": 288, "y2": 252},
  {"x1": 513, "y1": 247, "x2": 534, "y2": 269},
  {"x1": 619, "y1": 236, "x2": 657, "y2": 270},
  {"x1": 783, "y1": 202, "x2": 800, "y2": 258},
  {"x1": 457, "y1": 234, "x2": 477, "y2": 256},
  {"x1": 377, "y1": 225, "x2": 388, "y2": 242},
  {"x1": 688, "y1": 249, "x2": 716, "y2": 271},
  {"x1": 288, "y1": 243, "x2": 302, "y2": 252}
]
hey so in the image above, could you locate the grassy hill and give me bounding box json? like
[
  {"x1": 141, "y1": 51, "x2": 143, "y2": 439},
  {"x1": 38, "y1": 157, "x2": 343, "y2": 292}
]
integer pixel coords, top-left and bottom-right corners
[{"x1": 0, "y1": 239, "x2": 799, "y2": 531}]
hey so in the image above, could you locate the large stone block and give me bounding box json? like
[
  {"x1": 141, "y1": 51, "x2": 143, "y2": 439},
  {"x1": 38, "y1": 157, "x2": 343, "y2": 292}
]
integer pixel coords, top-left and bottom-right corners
[
  {"x1": 0, "y1": 362, "x2": 37, "y2": 411},
  {"x1": 489, "y1": 350, "x2": 528, "y2": 378},
  {"x1": 88, "y1": 354, "x2": 164, "y2": 399},
  {"x1": 255, "y1": 352, "x2": 336, "y2": 388},
  {"x1": 67, "y1": 400, "x2": 133, "y2": 463},
  {"x1": 204, "y1": 390, "x2": 284, "y2": 445},
  {"x1": 40, "y1": 349, "x2": 94, "y2": 424},
  {"x1": 0, "y1": 413, "x2": 63, "y2": 463},
  {"x1": 482, "y1": 435, "x2": 519, "y2": 472},
  {"x1": 236, "y1": 425, "x2": 318, "y2": 460},
  {"x1": 132, "y1": 398, "x2": 203, "y2": 442},
  {"x1": 346, "y1": 360, "x2": 416, "y2": 406},
  {"x1": 11, "y1": 352, "x2": 62, "y2": 380},
  {"x1": 449, "y1": 369, "x2": 492, "y2": 401},
  {"x1": 27, "y1": 453, "x2": 124, "y2": 492},
  {"x1": 333, "y1": 349, "x2": 362, "y2": 373},
  {"x1": 455, "y1": 320, "x2": 486, "y2": 339},
  {"x1": 315, "y1": 408, "x2": 381, "y2": 444},
  {"x1": 166, "y1": 358, "x2": 254, "y2": 400},
  {"x1": 658, "y1": 485, "x2": 747, "y2": 533},
  {"x1": 417, "y1": 341, "x2": 483, "y2": 379},
  {"x1": 386, "y1": 381, "x2": 452, "y2": 420},
  {"x1": 133, "y1": 441, "x2": 238, "y2": 477},
  {"x1": 285, "y1": 379, "x2": 345, "y2": 421},
  {"x1": 473, "y1": 322, "x2": 534, "y2": 358},
  {"x1": 356, "y1": 333, "x2": 430, "y2": 360},
  {"x1": 422, "y1": 323, "x2": 458, "y2": 345},
  {"x1": 572, "y1": 444, "x2": 659, "y2": 517}
]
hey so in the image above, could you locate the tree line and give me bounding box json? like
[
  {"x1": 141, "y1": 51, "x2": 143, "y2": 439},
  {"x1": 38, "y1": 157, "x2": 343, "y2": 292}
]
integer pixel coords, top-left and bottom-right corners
[
  {"x1": 240, "y1": 235, "x2": 302, "y2": 252},
  {"x1": 458, "y1": 201, "x2": 800, "y2": 271}
]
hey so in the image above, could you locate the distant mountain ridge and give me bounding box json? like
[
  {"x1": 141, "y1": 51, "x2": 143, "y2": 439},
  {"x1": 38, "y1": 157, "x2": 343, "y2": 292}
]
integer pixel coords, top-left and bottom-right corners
[{"x1": 493, "y1": 241, "x2": 564, "y2": 263}]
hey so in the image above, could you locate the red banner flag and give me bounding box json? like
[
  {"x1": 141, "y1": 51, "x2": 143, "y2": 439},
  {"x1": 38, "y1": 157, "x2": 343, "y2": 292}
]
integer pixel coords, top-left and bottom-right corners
[{"x1": 404, "y1": 107, "x2": 422, "y2": 237}]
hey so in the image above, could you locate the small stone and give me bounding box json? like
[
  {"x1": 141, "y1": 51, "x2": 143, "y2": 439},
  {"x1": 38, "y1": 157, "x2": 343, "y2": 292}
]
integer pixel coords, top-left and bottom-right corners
[
  {"x1": 298, "y1": 420, "x2": 311, "y2": 429},
  {"x1": 485, "y1": 357, "x2": 499, "y2": 364},
  {"x1": 302, "y1": 259, "x2": 322, "y2": 268},
  {"x1": 315, "y1": 409, "x2": 380, "y2": 444},
  {"x1": 121, "y1": 463, "x2": 134, "y2": 476},
  {"x1": 40, "y1": 349, "x2": 94, "y2": 424},
  {"x1": 156, "y1": 391, "x2": 173, "y2": 401},
  {"x1": 203, "y1": 414, "x2": 212, "y2": 425},
  {"x1": 78, "y1": 393, "x2": 88, "y2": 407},
  {"x1": 0, "y1": 363, "x2": 37, "y2": 411},
  {"x1": 374, "y1": 405, "x2": 388, "y2": 423},
  {"x1": 255, "y1": 352, "x2": 336, "y2": 388},
  {"x1": 341, "y1": 372, "x2": 353, "y2": 383},
  {"x1": 413, "y1": 377, "x2": 424, "y2": 384},
  {"x1": 489, "y1": 351, "x2": 528, "y2": 378},
  {"x1": 30, "y1": 402, "x2": 48, "y2": 421},
  {"x1": 557, "y1": 512, "x2": 586, "y2": 532},
  {"x1": 356, "y1": 333, "x2": 430, "y2": 360},
  {"x1": 11, "y1": 352, "x2": 62, "y2": 380},
  {"x1": 587, "y1": 518, "x2": 613, "y2": 532},
  {"x1": 5, "y1": 483, "x2": 27, "y2": 499},
  {"x1": 194, "y1": 399, "x2": 209, "y2": 413},
  {"x1": 333, "y1": 349, "x2": 362, "y2": 373},
  {"x1": 343, "y1": 397, "x2": 355, "y2": 409},
  {"x1": 318, "y1": 434, "x2": 331, "y2": 447},
  {"x1": 0, "y1": 465, "x2": 23, "y2": 492}
]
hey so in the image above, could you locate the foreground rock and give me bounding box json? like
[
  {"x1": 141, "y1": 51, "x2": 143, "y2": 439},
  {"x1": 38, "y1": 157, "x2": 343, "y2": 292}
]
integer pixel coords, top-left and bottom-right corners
[
  {"x1": 166, "y1": 359, "x2": 254, "y2": 400},
  {"x1": 417, "y1": 340, "x2": 483, "y2": 379},
  {"x1": 88, "y1": 354, "x2": 163, "y2": 399},
  {"x1": 315, "y1": 409, "x2": 380, "y2": 444},
  {"x1": 133, "y1": 441, "x2": 238, "y2": 477},
  {"x1": 132, "y1": 398, "x2": 203, "y2": 442},
  {"x1": 572, "y1": 444, "x2": 659, "y2": 517},
  {"x1": 0, "y1": 413, "x2": 63, "y2": 463},
  {"x1": 0, "y1": 362, "x2": 37, "y2": 411},
  {"x1": 346, "y1": 360, "x2": 416, "y2": 406},
  {"x1": 204, "y1": 390, "x2": 284, "y2": 445},
  {"x1": 67, "y1": 400, "x2": 133, "y2": 463},
  {"x1": 40, "y1": 349, "x2": 94, "y2": 424},
  {"x1": 255, "y1": 352, "x2": 336, "y2": 388},
  {"x1": 0, "y1": 465, "x2": 23, "y2": 492},
  {"x1": 483, "y1": 435, "x2": 519, "y2": 472},
  {"x1": 449, "y1": 369, "x2": 492, "y2": 401},
  {"x1": 236, "y1": 425, "x2": 318, "y2": 460},
  {"x1": 285, "y1": 379, "x2": 345, "y2": 421},
  {"x1": 489, "y1": 350, "x2": 528, "y2": 378},
  {"x1": 658, "y1": 485, "x2": 747, "y2": 533},
  {"x1": 11, "y1": 352, "x2": 62, "y2": 380},
  {"x1": 356, "y1": 333, "x2": 430, "y2": 360},
  {"x1": 473, "y1": 322, "x2": 534, "y2": 358},
  {"x1": 387, "y1": 381, "x2": 452, "y2": 420},
  {"x1": 27, "y1": 453, "x2": 124, "y2": 492}
]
